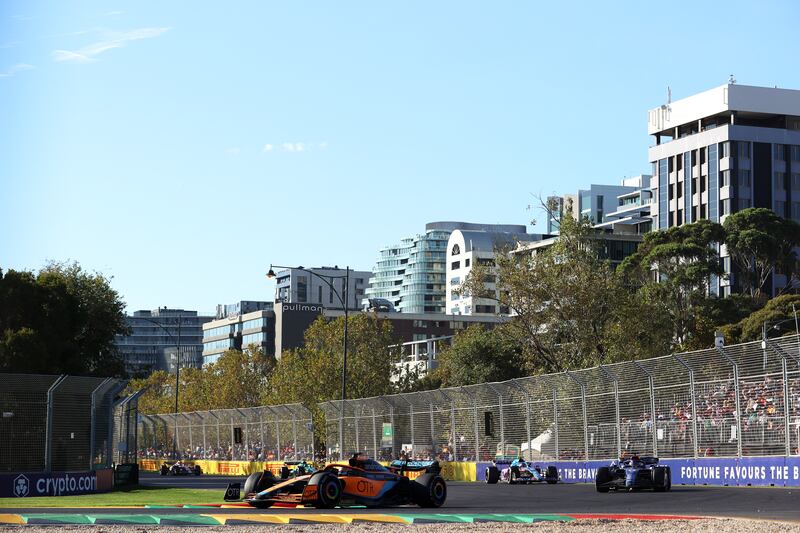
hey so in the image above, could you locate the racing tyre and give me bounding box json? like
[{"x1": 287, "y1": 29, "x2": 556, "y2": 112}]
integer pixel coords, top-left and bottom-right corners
[
  {"x1": 160, "y1": 465, "x2": 168, "y2": 476},
  {"x1": 244, "y1": 471, "x2": 276, "y2": 495},
  {"x1": 194, "y1": 465, "x2": 202, "y2": 476},
  {"x1": 249, "y1": 500, "x2": 275, "y2": 509},
  {"x1": 653, "y1": 466, "x2": 670, "y2": 492},
  {"x1": 412, "y1": 473, "x2": 447, "y2": 508},
  {"x1": 311, "y1": 472, "x2": 342, "y2": 509},
  {"x1": 595, "y1": 467, "x2": 612, "y2": 493},
  {"x1": 545, "y1": 466, "x2": 559, "y2": 484},
  {"x1": 485, "y1": 466, "x2": 500, "y2": 484}
]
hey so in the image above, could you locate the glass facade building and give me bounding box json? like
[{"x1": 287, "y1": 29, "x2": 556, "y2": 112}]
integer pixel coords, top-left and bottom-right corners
[
  {"x1": 114, "y1": 308, "x2": 214, "y2": 376},
  {"x1": 648, "y1": 83, "x2": 800, "y2": 296},
  {"x1": 364, "y1": 222, "x2": 528, "y2": 314}
]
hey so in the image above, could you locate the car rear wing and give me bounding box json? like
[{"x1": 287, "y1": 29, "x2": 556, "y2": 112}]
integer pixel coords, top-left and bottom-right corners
[{"x1": 388, "y1": 460, "x2": 441, "y2": 474}]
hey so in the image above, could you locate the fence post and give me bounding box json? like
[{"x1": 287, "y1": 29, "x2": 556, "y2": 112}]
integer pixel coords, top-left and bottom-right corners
[
  {"x1": 259, "y1": 412, "x2": 265, "y2": 460},
  {"x1": 186, "y1": 414, "x2": 193, "y2": 455},
  {"x1": 716, "y1": 346, "x2": 743, "y2": 458},
  {"x1": 599, "y1": 366, "x2": 621, "y2": 459},
  {"x1": 44, "y1": 375, "x2": 67, "y2": 472},
  {"x1": 673, "y1": 354, "x2": 699, "y2": 458},
  {"x1": 429, "y1": 402, "x2": 436, "y2": 454},
  {"x1": 202, "y1": 417, "x2": 207, "y2": 460},
  {"x1": 372, "y1": 408, "x2": 378, "y2": 459},
  {"x1": 89, "y1": 378, "x2": 112, "y2": 470},
  {"x1": 764, "y1": 340, "x2": 799, "y2": 457},
  {"x1": 354, "y1": 402, "x2": 360, "y2": 453},
  {"x1": 206, "y1": 410, "x2": 219, "y2": 459},
  {"x1": 486, "y1": 384, "x2": 504, "y2": 450},
  {"x1": 565, "y1": 371, "x2": 589, "y2": 460},
  {"x1": 439, "y1": 390, "x2": 454, "y2": 461},
  {"x1": 550, "y1": 380, "x2": 559, "y2": 460},
  {"x1": 633, "y1": 361, "x2": 657, "y2": 457}
]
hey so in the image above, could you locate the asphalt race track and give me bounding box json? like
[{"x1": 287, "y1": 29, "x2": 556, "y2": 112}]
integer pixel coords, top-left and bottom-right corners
[{"x1": 6, "y1": 472, "x2": 799, "y2": 522}]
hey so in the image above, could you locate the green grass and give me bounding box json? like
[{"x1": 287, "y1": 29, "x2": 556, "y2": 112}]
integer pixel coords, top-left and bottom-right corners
[{"x1": 0, "y1": 486, "x2": 225, "y2": 508}]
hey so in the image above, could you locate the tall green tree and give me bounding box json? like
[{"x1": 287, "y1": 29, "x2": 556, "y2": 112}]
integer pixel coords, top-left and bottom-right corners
[
  {"x1": 723, "y1": 207, "x2": 800, "y2": 298},
  {"x1": 265, "y1": 314, "x2": 397, "y2": 406},
  {"x1": 620, "y1": 219, "x2": 725, "y2": 348},
  {"x1": 720, "y1": 293, "x2": 800, "y2": 343},
  {"x1": 0, "y1": 262, "x2": 128, "y2": 376},
  {"x1": 459, "y1": 215, "x2": 629, "y2": 373},
  {"x1": 434, "y1": 324, "x2": 524, "y2": 387}
]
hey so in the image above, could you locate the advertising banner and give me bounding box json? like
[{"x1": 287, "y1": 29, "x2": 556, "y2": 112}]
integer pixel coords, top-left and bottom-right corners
[
  {"x1": 480, "y1": 457, "x2": 800, "y2": 486},
  {"x1": 0, "y1": 469, "x2": 112, "y2": 498}
]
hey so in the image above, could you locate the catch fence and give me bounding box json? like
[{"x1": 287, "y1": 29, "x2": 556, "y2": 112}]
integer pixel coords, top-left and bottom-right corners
[
  {"x1": 321, "y1": 335, "x2": 800, "y2": 461},
  {"x1": 138, "y1": 404, "x2": 315, "y2": 461},
  {"x1": 136, "y1": 335, "x2": 800, "y2": 463},
  {"x1": 0, "y1": 374, "x2": 132, "y2": 472}
]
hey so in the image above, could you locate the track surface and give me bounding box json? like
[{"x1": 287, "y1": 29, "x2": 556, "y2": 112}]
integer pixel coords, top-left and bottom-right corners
[{"x1": 5, "y1": 472, "x2": 799, "y2": 522}]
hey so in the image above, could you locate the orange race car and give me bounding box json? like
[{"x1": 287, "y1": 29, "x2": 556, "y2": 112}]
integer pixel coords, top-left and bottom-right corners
[{"x1": 236, "y1": 454, "x2": 447, "y2": 509}]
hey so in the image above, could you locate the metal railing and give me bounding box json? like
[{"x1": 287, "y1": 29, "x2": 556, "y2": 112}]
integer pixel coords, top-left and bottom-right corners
[
  {"x1": 321, "y1": 335, "x2": 800, "y2": 461},
  {"x1": 0, "y1": 374, "x2": 130, "y2": 472},
  {"x1": 136, "y1": 335, "x2": 800, "y2": 463},
  {"x1": 138, "y1": 404, "x2": 315, "y2": 462}
]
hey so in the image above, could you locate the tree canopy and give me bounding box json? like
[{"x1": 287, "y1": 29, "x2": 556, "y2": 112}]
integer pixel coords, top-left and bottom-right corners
[
  {"x1": 723, "y1": 208, "x2": 800, "y2": 298},
  {"x1": 0, "y1": 262, "x2": 128, "y2": 376}
]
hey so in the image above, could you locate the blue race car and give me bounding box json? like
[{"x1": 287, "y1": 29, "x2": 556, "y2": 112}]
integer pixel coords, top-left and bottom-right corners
[
  {"x1": 485, "y1": 459, "x2": 559, "y2": 484},
  {"x1": 595, "y1": 455, "x2": 671, "y2": 492}
]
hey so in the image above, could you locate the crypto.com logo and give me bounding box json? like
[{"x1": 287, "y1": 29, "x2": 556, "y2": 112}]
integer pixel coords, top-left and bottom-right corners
[{"x1": 13, "y1": 474, "x2": 29, "y2": 497}]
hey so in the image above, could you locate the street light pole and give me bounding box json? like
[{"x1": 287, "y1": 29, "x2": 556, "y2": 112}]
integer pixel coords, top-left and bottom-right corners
[{"x1": 267, "y1": 265, "x2": 351, "y2": 459}]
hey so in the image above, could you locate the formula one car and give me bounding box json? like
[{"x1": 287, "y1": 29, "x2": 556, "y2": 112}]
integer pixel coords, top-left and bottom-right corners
[
  {"x1": 239, "y1": 454, "x2": 446, "y2": 509},
  {"x1": 485, "y1": 459, "x2": 559, "y2": 484},
  {"x1": 595, "y1": 456, "x2": 671, "y2": 492},
  {"x1": 160, "y1": 461, "x2": 202, "y2": 476}
]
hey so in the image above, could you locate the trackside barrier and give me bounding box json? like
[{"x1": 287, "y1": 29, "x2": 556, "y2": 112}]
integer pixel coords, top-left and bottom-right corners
[
  {"x1": 473, "y1": 457, "x2": 800, "y2": 486},
  {"x1": 0, "y1": 468, "x2": 114, "y2": 498},
  {"x1": 138, "y1": 459, "x2": 478, "y2": 481}
]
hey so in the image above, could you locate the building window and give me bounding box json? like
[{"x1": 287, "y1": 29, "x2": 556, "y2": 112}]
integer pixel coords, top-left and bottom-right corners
[
  {"x1": 450, "y1": 276, "x2": 460, "y2": 285},
  {"x1": 738, "y1": 170, "x2": 751, "y2": 189},
  {"x1": 774, "y1": 144, "x2": 785, "y2": 160},
  {"x1": 475, "y1": 305, "x2": 495, "y2": 314},
  {"x1": 721, "y1": 141, "x2": 730, "y2": 158},
  {"x1": 451, "y1": 261, "x2": 460, "y2": 270},
  {"x1": 792, "y1": 202, "x2": 800, "y2": 221},
  {"x1": 774, "y1": 172, "x2": 787, "y2": 190},
  {"x1": 720, "y1": 170, "x2": 729, "y2": 187},
  {"x1": 451, "y1": 244, "x2": 461, "y2": 256},
  {"x1": 738, "y1": 198, "x2": 752, "y2": 211},
  {"x1": 465, "y1": 258, "x2": 470, "y2": 267},
  {"x1": 720, "y1": 199, "x2": 730, "y2": 216},
  {"x1": 297, "y1": 276, "x2": 307, "y2": 302},
  {"x1": 792, "y1": 173, "x2": 800, "y2": 191},
  {"x1": 776, "y1": 200, "x2": 787, "y2": 216},
  {"x1": 791, "y1": 145, "x2": 800, "y2": 161},
  {"x1": 738, "y1": 142, "x2": 750, "y2": 159}
]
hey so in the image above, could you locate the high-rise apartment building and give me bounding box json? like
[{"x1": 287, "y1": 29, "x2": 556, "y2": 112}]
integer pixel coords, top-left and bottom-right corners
[
  {"x1": 114, "y1": 308, "x2": 213, "y2": 375},
  {"x1": 273, "y1": 267, "x2": 371, "y2": 310},
  {"x1": 594, "y1": 175, "x2": 654, "y2": 235},
  {"x1": 547, "y1": 182, "x2": 639, "y2": 234},
  {"x1": 363, "y1": 222, "x2": 528, "y2": 313},
  {"x1": 648, "y1": 83, "x2": 800, "y2": 296},
  {"x1": 446, "y1": 229, "x2": 539, "y2": 315}
]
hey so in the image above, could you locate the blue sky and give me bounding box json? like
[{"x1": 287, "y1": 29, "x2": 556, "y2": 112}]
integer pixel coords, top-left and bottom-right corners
[{"x1": 2, "y1": 1, "x2": 800, "y2": 313}]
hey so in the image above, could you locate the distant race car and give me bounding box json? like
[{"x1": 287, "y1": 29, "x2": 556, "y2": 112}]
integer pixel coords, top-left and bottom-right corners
[
  {"x1": 279, "y1": 460, "x2": 317, "y2": 479},
  {"x1": 485, "y1": 460, "x2": 559, "y2": 484},
  {"x1": 595, "y1": 456, "x2": 671, "y2": 492},
  {"x1": 235, "y1": 454, "x2": 446, "y2": 509},
  {"x1": 160, "y1": 462, "x2": 202, "y2": 476}
]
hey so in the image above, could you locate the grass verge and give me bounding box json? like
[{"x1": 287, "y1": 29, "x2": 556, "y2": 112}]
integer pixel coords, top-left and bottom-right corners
[{"x1": 0, "y1": 486, "x2": 224, "y2": 508}]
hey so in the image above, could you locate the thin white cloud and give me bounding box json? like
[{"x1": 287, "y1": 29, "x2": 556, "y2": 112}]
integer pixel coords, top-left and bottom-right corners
[
  {"x1": 263, "y1": 141, "x2": 329, "y2": 153},
  {"x1": 53, "y1": 27, "x2": 169, "y2": 63},
  {"x1": 0, "y1": 63, "x2": 34, "y2": 78}
]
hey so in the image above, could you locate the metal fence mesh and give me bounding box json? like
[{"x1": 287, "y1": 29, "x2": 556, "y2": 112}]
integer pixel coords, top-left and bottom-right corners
[
  {"x1": 0, "y1": 374, "x2": 128, "y2": 472},
  {"x1": 139, "y1": 404, "x2": 314, "y2": 461},
  {"x1": 321, "y1": 335, "x2": 800, "y2": 461},
  {"x1": 135, "y1": 335, "x2": 800, "y2": 462}
]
